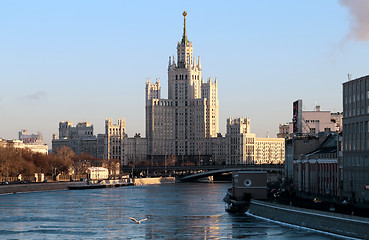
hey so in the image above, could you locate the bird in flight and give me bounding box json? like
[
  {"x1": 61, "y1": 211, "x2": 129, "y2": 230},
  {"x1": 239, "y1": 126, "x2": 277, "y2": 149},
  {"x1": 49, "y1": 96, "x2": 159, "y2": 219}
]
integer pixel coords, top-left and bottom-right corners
[{"x1": 129, "y1": 217, "x2": 149, "y2": 224}]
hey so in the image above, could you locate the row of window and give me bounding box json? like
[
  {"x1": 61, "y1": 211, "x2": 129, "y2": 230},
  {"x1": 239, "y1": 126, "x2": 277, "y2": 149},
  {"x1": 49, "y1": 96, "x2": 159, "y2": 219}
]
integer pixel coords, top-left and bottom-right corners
[
  {"x1": 343, "y1": 122, "x2": 369, "y2": 152},
  {"x1": 175, "y1": 74, "x2": 200, "y2": 81},
  {"x1": 343, "y1": 78, "x2": 369, "y2": 118},
  {"x1": 305, "y1": 119, "x2": 320, "y2": 123}
]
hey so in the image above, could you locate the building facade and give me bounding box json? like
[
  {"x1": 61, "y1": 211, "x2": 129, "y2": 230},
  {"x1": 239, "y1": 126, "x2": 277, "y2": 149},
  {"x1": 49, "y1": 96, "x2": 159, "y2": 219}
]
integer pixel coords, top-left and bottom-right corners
[
  {"x1": 255, "y1": 138, "x2": 285, "y2": 164},
  {"x1": 50, "y1": 12, "x2": 285, "y2": 167},
  {"x1": 123, "y1": 133, "x2": 148, "y2": 166},
  {"x1": 17, "y1": 129, "x2": 48, "y2": 154},
  {"x1": 225, "y1": 117, "x2": 255, "y2": 165},
  {"x1": 146, "y1": 11, "x2": 218, "y2": 160},
  {"x1": 293, "y1": 133, "x2": 343, "y2": 197},
  {"x1": 225, "y1": 117, "x2": 285, "y2": 165},
  {"x1": 104, "y1": 118, "x2": 126, "y2": 162},
  {"x1": 278, "y1": 100, "x2": 342, "y2": 138},
  {"x1": 342, "y1": 75, "x2": 369, "y2": 201},
  {"x1": 0, "y1": 138, "x2": 48, "y2": 155},
  {"x1": 19, "y1": 130, "x2": 42, "y2": 144},
  {"x1": 52, "y1": 121, "x2": 98, "y2": 157}
]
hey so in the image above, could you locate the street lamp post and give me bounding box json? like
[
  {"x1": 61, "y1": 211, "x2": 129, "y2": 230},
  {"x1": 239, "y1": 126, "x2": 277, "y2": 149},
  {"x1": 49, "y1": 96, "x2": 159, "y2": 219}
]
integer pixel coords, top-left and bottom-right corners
[{"x1": 164, "y1": 153, "x2": 167, "y2": 177}]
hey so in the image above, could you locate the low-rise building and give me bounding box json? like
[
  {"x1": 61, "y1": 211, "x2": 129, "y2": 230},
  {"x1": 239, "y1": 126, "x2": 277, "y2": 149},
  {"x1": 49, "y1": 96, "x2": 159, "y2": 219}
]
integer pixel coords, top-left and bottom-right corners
[
  {"x1": 0, "y1": 137, "x2": 48, "y2": 155},
  {"x1": 293, "y1": 133, "x2": 342, "y2": 197},
  {"x1": 87, "y1": 167, "x2": 109, "y2": 180},
  {"x1": 285, "y1": 134, "x2": 328, "y2": 180}
]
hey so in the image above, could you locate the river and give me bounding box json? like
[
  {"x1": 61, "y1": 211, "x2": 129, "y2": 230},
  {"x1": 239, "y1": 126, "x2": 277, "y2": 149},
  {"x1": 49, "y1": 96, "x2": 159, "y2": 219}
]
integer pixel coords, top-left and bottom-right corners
[{"x1": 0, "y1": 182, "x2": 341, "y2": 239}]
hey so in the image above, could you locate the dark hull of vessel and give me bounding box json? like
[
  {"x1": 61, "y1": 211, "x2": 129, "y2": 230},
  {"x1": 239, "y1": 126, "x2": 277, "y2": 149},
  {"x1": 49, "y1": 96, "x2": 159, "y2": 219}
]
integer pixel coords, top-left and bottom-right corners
[{"x1": 223, "y1": 190, "x2": 250, "y2": 213}]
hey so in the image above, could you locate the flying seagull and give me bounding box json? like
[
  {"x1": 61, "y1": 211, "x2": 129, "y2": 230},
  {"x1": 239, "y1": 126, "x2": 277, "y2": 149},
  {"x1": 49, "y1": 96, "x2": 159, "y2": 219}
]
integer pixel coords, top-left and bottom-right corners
[{"x1": 129, "y1": 217, "x2": 148, "y2": 224}]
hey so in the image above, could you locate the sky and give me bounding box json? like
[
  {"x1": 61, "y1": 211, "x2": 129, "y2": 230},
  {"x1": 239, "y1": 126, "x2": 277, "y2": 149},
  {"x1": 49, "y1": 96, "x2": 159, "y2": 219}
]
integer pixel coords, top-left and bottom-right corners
[{"x1": 1, "y1": 0, "x2": 369, "y2": 148}]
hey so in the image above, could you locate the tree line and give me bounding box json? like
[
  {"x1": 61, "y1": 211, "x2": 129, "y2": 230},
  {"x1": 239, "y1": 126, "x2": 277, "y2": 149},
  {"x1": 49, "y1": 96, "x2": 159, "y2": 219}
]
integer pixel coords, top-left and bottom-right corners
[{"x1": 0, "y1": 146, "x2": 119, "y2": 181}]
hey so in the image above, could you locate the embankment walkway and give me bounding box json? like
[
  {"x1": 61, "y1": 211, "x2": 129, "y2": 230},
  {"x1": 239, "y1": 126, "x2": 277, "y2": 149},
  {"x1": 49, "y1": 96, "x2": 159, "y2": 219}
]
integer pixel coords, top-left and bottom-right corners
[{"x1": 248, "y1": 200, "x2": 369, "y2": 239}]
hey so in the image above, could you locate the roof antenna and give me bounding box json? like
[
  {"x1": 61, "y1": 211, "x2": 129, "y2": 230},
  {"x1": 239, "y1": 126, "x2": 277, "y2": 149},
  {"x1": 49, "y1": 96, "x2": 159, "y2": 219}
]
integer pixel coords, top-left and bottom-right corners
[{"x1": 347, "y1": 73, "x2": 352, "y2": 81}]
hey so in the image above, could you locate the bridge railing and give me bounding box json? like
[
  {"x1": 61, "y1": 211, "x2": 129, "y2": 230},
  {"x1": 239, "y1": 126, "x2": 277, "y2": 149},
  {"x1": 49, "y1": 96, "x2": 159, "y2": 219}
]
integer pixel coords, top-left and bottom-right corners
[{"x1": 122, "y1": 164, "x2": 284, "y2": 172}]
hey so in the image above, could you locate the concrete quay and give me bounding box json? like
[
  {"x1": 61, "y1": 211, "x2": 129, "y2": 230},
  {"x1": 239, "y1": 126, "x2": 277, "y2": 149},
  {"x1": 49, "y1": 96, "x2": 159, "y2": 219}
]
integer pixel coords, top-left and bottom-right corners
[
  {"x1": 0, "y1": 178, "x2": 176, "y2": 195},
  {"x1": 0, "y1": 182, "x2": 83, "y2": 195},
  {"x1": 248, "y1": 200, "x2": 369, "y2": 239},
  {"x1": 133, "y1": 177, "x2": 175, "y2": 185}
]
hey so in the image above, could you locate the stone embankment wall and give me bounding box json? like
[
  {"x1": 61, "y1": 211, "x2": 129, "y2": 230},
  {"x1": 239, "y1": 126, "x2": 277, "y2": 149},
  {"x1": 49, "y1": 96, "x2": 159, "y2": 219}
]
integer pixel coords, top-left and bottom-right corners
[
  {"x1": 0, "y1": 177, "x2": 175, "y2": 195},
  {"x1": 248, "y1": 200, "x2": 369, "y2": 239},
  {"x1": 0, "y1": 182, "x2": 82, "y2": 195},
  {"x1": 134, "y1": 177, "x2": 175, "y2": 185}
]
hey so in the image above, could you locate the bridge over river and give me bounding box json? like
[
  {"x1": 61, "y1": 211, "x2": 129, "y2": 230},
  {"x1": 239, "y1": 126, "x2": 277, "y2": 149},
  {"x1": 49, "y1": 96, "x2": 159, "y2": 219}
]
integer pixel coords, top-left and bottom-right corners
[
  {"x1": 179, "y1": 165, "x2": 284, "y2": 182},
  {"x1": 122, "y1": 164, "x2": 284, "y2": 182}
]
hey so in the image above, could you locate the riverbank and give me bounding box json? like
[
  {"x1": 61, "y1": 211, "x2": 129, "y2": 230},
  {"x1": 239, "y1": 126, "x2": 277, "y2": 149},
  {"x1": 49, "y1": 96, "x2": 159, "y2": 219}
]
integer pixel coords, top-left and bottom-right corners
[
  {"x1": 248, "y1": 199, "x2": 369, "y2": 239},
  {"x1": 0, "y1": 182, "x2": 83, "y2": 195},
  {"x1": 0, "y1": 177, "x2": 176, "y2": 195},
  {"x1": 134, "y1": 177, "x2": 175, "y2": 185}
]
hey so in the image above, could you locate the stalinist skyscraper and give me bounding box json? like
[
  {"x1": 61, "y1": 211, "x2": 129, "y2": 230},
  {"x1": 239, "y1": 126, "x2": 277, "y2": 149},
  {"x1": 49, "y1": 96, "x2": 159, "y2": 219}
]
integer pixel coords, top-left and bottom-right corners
[
  {"x1": 146, "y1": 11, "x2": 219, "y2": 159},
  {"x1": 52, "y1": 12, "x2": 284, "y2": 166}
]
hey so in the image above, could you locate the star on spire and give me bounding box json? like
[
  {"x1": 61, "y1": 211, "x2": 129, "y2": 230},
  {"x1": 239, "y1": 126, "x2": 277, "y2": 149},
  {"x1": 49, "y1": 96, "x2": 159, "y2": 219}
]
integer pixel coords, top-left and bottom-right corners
[{"x1": 181, "y1": 11, "x2": 189, "y2": 44}]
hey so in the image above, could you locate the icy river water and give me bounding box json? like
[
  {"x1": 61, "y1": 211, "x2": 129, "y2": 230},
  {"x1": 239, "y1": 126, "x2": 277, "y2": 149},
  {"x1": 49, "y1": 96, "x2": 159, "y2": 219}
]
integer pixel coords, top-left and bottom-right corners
[{"x1": 0, "y1": 182, "x2": 342, "y2": 239}]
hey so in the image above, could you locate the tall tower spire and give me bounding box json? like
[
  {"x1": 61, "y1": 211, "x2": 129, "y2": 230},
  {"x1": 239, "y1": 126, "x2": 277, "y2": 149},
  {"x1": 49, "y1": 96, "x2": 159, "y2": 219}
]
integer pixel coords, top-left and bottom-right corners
[{"x1": 181, "y1": 11, "x2": 189, "y2": 44}]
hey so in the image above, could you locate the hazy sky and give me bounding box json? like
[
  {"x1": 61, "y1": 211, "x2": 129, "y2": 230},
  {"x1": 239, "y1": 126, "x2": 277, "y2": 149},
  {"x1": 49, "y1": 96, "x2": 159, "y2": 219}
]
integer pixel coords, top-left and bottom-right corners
[{"x1": 1, "y1": 0, "x2": 369, "y2": 148}]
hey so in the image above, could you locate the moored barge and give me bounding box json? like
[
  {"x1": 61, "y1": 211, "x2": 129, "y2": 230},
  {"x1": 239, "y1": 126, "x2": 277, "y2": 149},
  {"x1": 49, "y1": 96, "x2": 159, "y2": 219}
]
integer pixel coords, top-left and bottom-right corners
[{"x1": 223, "y1": 171, "x2": 267, "y2": 213}]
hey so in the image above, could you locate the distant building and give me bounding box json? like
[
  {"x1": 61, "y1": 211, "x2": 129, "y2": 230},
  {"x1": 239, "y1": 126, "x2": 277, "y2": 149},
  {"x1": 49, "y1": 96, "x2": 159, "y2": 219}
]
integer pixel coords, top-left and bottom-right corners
[
  {"x1": 18, "y1": 129, "x2": 48, "y2": 154},
  {"x1": 105, "y1": 118, "x2": 126, "y2": 163},
  {"x1": 277, "y1": 123, "x2": 291, "y2": 139},
  {"x1": 123, "y1": 133, "x2": 148, "y2": 166},
  {"x1": 145, "y1": 11, "x2": 218, "y2": 161},
  {"x1": 19, "y1": 129, "x2": 42, "y2": 144},
  {"x1": 210, "y1": 133, "x2": 227, "y2": 165},
  {"x1": 50, "y1": 12, "x2": 286, "y2": 167},
  {"x1": 225, "y1": 117, "x2": 285, "y2": 165},
  {"x1": 282, "y1": 100, "x2": 343, "y2": 184},
  {"x1": 225, "y1": 117, "x2": 255, "y2": 165},
  {"x1": 302, "y1": 105, "x2": 341, "y2": 134},
  {"x1": 342, "y1": 74, "x2": 369, "y2": 202},
  {"x1": 0, "y1": 137, "x2": 48, "y2": 155},
  {"x1": 0, "y1": 130, "x2": 48, "y2": 154},
  {"x1": 87, "y1": 167, "x2": 109, "y2": 180},
  {"x1": 255, "y1": 138, "x2": 285, "y2": 164},
  {"x1": 278, "y1": 100, "x2": 342, "y2": 139},
  {"x1": 52, "y1": 121, "x2": 97, "y2": 157},
  {"x1": 285, "y1": 134, "x2": 328, "y2": 180}
]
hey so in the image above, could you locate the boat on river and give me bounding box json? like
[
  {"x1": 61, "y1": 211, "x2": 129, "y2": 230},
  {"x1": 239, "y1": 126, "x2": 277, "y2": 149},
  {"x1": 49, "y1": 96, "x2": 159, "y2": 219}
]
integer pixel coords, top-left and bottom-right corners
[
  {"x1": 68, "y1": 179, "x2": 133, "y2": 190},
  {"x1": 223, "y1": 187, "x2": 250, "y2": 213},
  {"x1": 223, "y1": 171, "x2": 267, "y2": 213}
]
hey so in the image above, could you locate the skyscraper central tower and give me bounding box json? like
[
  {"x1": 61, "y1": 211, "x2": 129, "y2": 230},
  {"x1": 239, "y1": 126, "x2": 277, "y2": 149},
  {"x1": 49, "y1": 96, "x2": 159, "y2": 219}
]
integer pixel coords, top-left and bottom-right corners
[{"x1": 146, "y1": 11, "x2": 219, "y2": 159}]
